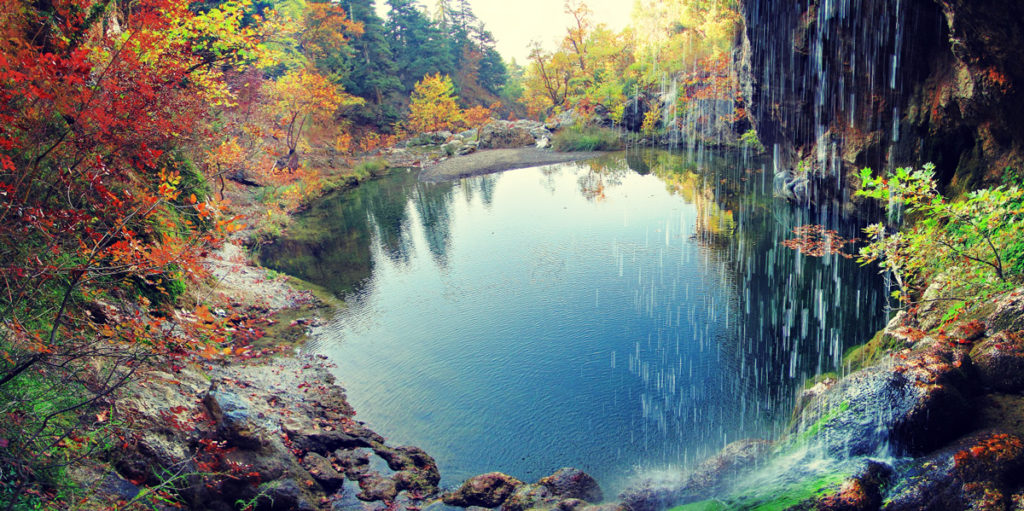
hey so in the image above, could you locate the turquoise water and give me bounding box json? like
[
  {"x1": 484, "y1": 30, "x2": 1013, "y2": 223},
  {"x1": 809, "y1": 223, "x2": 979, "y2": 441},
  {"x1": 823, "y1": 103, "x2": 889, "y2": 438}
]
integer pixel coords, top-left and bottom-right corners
[{"x1": 261, "y1": 150, "x2": 887, "y2": 493}]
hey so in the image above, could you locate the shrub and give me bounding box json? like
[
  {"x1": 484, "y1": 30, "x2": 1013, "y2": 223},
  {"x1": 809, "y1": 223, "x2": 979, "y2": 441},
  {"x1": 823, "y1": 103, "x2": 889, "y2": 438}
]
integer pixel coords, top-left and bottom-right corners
[
  {"x1": 739, "y1": 129, "x2": 766, "y2": 153},
  {"x1": 552, "y1": 125, "x2": 623, "y2": 152},
  {"x1": 352, "y1": 159, "x2": 389, "y2": 180},
  {"x1": 857, "y1": 163, "x2": 1024, "y2": 314}
]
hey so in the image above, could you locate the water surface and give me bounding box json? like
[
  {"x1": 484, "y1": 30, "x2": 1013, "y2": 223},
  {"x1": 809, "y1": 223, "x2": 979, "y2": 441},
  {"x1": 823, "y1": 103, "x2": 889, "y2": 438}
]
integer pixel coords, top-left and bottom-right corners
[{"x1": 261, "y1": 150, "x2": 887, "y2": 492}]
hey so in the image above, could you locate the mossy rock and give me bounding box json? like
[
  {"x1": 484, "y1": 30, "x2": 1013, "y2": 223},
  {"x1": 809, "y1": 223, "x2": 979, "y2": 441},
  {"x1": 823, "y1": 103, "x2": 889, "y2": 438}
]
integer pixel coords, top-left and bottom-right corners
[
  {"x1": 841, "y1": 328, "x2": 907, "y2": 374},
  {"x1": 716, "y1": 473, "x2": 848, "y2": 510},
  {"x1": 667, "y1": 500, "x2": 726, "y2": 511}
]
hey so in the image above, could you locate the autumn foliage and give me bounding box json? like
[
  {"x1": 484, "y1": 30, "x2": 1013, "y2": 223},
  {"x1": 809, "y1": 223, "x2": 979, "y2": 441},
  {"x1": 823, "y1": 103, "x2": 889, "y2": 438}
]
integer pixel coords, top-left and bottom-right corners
[
  {"x1": 407, "y1": 73, "x2": 465, "y2": 133},
  {"x1": 0, "y1": 0, "x2": 266, "y2": 501},
  {"x1": 405, "y1": 73, "x2": 499, "y2": 134}
]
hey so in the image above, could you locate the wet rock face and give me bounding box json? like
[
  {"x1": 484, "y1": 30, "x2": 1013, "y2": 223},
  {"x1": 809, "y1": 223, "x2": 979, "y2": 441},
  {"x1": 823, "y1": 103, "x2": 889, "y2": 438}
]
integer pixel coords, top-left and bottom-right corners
[
  {"x1": 739, "y1": 0, "x2": 1024, "y2": 194},
  {"x1": 619, "y1": 94, "x2": 652, "y2": 133},
  {"x1": 793, "y1": 345, "x2": 973, "y2": 457},
  {"x1": 883, "y1": 431, "x2": 1024, "y2": 510},
  {"x1": 815, "y1": 461, "x2": 894, "y2": 511},
  {"x1": 445, "y1": 468, "x2": 605, "y2": 511},
  {"x1": 619, "y1": 439, "x2": 773, "y2": 511}
]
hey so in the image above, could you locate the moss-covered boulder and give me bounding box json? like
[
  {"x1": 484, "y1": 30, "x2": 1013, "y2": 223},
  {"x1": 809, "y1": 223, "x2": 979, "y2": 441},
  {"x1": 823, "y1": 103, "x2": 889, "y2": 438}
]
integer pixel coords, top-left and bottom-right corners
[{"x1": 794, "y1": 344, "x2": 973, "y2": 457}]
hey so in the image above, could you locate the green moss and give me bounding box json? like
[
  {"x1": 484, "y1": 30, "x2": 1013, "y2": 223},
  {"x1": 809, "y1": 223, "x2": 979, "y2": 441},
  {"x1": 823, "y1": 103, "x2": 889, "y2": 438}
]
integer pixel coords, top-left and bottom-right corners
[
  {"x1": 668, "y1": 500, "x2": 727, "y2": 511},
  {"x1": 739, "y1": 129, "x2": 766, "y2": 153},
  {"x1": 842, "y1": 328, "x2": 901, "y2": 373},
  {"x1": 722, "y1": 473, "x2": 847, "y2": 510},
  {"x1": 803, "y1": 372, "x2": 838, "y2": 390},
  {"x1": 799, "y1": 401, "x2": 850, "y2": 442}
]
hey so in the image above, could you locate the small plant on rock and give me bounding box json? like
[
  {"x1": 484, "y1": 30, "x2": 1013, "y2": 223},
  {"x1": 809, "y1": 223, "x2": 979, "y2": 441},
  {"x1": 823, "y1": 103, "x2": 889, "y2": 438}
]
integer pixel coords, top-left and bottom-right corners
[{"x1": 856, "y1": 163, "x2": 1024, "y2": 314}]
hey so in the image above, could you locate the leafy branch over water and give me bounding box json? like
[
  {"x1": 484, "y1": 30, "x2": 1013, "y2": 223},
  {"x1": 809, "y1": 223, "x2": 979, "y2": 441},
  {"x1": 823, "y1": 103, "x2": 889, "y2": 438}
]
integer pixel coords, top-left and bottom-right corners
[{"x1": 784, "y1": 163, "x2": 1024, "y2": 318}]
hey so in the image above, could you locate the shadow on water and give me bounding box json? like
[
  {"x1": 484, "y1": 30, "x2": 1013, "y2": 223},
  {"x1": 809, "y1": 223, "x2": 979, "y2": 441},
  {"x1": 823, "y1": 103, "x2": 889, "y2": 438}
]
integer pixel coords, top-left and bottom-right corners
[
  {"x1": 259, "y1": 149, "x2": 887, "y2": 493},
  {"x1": 260, "y1": 170, "x2": 458, "y2": 297}
]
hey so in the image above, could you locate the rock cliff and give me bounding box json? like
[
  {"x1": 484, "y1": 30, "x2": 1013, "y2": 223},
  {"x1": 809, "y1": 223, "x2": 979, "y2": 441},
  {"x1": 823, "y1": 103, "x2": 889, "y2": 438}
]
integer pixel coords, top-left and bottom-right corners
[{"x1": 739, "y1": 0, "x2": 1024, "y2": 195}]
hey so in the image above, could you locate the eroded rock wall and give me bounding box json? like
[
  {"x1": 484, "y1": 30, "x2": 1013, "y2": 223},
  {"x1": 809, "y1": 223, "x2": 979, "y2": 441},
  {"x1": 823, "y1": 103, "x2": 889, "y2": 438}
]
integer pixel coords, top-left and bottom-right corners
[{"x1": 740, "y1": 0, "x2": 1024, "y2": 193}]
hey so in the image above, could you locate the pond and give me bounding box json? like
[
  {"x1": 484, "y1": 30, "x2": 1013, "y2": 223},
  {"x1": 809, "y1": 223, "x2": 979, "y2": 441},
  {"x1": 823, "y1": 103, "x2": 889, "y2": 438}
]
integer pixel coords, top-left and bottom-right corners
[{"x1": 260, "y1": 149, "x2": 888, "y2": 493}]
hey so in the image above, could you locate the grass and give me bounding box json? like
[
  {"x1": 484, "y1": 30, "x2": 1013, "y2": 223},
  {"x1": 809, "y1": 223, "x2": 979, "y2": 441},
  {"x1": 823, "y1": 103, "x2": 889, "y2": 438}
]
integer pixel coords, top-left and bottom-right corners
[
  {"x1": 551, "y1": 125, "x2": 623, "y2": 152},
  {"x1": 352, "y1": 158, "x2": 389, "y2": 180}
]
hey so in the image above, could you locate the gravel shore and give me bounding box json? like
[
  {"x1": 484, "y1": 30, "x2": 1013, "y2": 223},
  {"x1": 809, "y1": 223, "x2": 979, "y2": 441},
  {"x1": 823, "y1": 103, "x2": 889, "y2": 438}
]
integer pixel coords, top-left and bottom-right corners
[{"x1": 418, "y1": 147, "x2": 607, "y2": 182}]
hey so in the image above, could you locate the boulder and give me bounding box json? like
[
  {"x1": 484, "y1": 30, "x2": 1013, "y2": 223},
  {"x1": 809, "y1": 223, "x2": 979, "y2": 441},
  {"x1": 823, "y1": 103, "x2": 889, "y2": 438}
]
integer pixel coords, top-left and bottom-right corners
[
  {"x1": 284, "y1": 425, "x2": 371, "y2": 454},
  {"x1": 204, "y1": 390, "x2": 263, "y2": 449},
  {"x1": 620, "y1": 94, "x2": 654, "y2": 133},
  {"x1": 115, "y1": 430, "x2": 195, "y2": 486},
  {"x1": 814, "y1": 461, "x2": 894, "y2": 511},
  {"x1": 882, "y1": 431, "x2": 1024, "y2": 510},
  {"x1": 987, "y1": 290, "x2": 1024, "y2": 332},
  {"x1": 501, "y1": 483, "x2": 558, "y2": 511},
  {"x1": 369, "y1": 444, "x2": 439, "y2": 495},
  {"x1": 773, "y1": 169, "x2": 810, "y2": 203},
  {"x1": 589, "y1": 105, "x2": 615, "y2": 128},
  {"x1": 357, "y1": 472, "x2": 399, "y2": 502},
  {"x1": 478, "y1": 121, "x2": 537, "y2": 149},
  {"x1": 971, "y1": 332, "x2": 1024, "y2": 392},
  {"x1": 302, "y1": 452, "x2": 345, "y2": 493},
  {"x1": 252, "y1": 479, "x2": 318, "y2": 511},
  {"x1": 443, "y1": 472, "x2": 524, "y2": 508},
  {"x1": 406, "y1": 131, "x2": 452, "y2": 147},
  {"x1": 441, "y1": 141, "x2": 464, "y2": 156},
  {"x1": 620, "y1": 439, "x2": 772, "y2": 511},
  {"x1": 539, "y1": 468, "x2": 603, "y2": 503},
  {"x1": 334, "y1": 448, "x2": 371, "y2": 479},
  {"x1": 544, "y1": 110, "x2": 580, "y2": 131},
  {"x1": 793, "y1": 344, "x2": 974, "y2": 457}
]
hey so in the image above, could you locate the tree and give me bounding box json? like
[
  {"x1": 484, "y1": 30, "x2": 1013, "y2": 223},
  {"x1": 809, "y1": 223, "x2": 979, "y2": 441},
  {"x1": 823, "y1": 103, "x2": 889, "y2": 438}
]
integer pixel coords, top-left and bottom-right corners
[
  {"x1": 267, "y1": 68, "x2": 362, "y2": 166},
  {"x1": 525, "y1": 42, "x2": 574, "y2": 113},
  {"x1": 563, "y1": 0, "x2": 593, "y2": 77},
  {"x1": 0, "y1": 0, "x2": 264, "y2": 500},
  {"x1": 407, "y1": 73, "x2": 464, "y2": 132},
  {"x1": 335, "y1": 0, "x2": 399, "y2": 113},
  {"x1": 386, "y1": 0, "x2": 455, "y2": 92}
]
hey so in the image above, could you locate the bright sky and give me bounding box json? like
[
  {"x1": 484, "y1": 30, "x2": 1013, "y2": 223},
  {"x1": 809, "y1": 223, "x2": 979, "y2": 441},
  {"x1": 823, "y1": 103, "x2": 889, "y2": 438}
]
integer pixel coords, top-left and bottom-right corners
[{"x1": 376, "y1": 0, "x2": 635, "y2": 63}]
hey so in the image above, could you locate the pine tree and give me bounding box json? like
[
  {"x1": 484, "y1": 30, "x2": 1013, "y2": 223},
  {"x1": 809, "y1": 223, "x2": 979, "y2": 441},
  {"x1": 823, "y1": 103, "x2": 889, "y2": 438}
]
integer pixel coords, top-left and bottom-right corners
[
  {"x1": 386, "y1": 0, "x2": 455, "y2": 92},
  {"x1": 340, "y1": 0, "x2": 404, "y2": 127}
]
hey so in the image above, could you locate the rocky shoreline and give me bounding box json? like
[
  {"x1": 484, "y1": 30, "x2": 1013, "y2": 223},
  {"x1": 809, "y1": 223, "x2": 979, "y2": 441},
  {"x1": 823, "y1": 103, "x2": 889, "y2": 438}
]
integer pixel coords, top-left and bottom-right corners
[
  {"x1": 97, "y1": 138, "x2": 1024, "y2": 510},
  {"x1": 616, "y1": 282, "x2": 1024, "y2": 510},
  {"x1": 91, "y1": 236, "x2": 623, "y2": 511}
]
